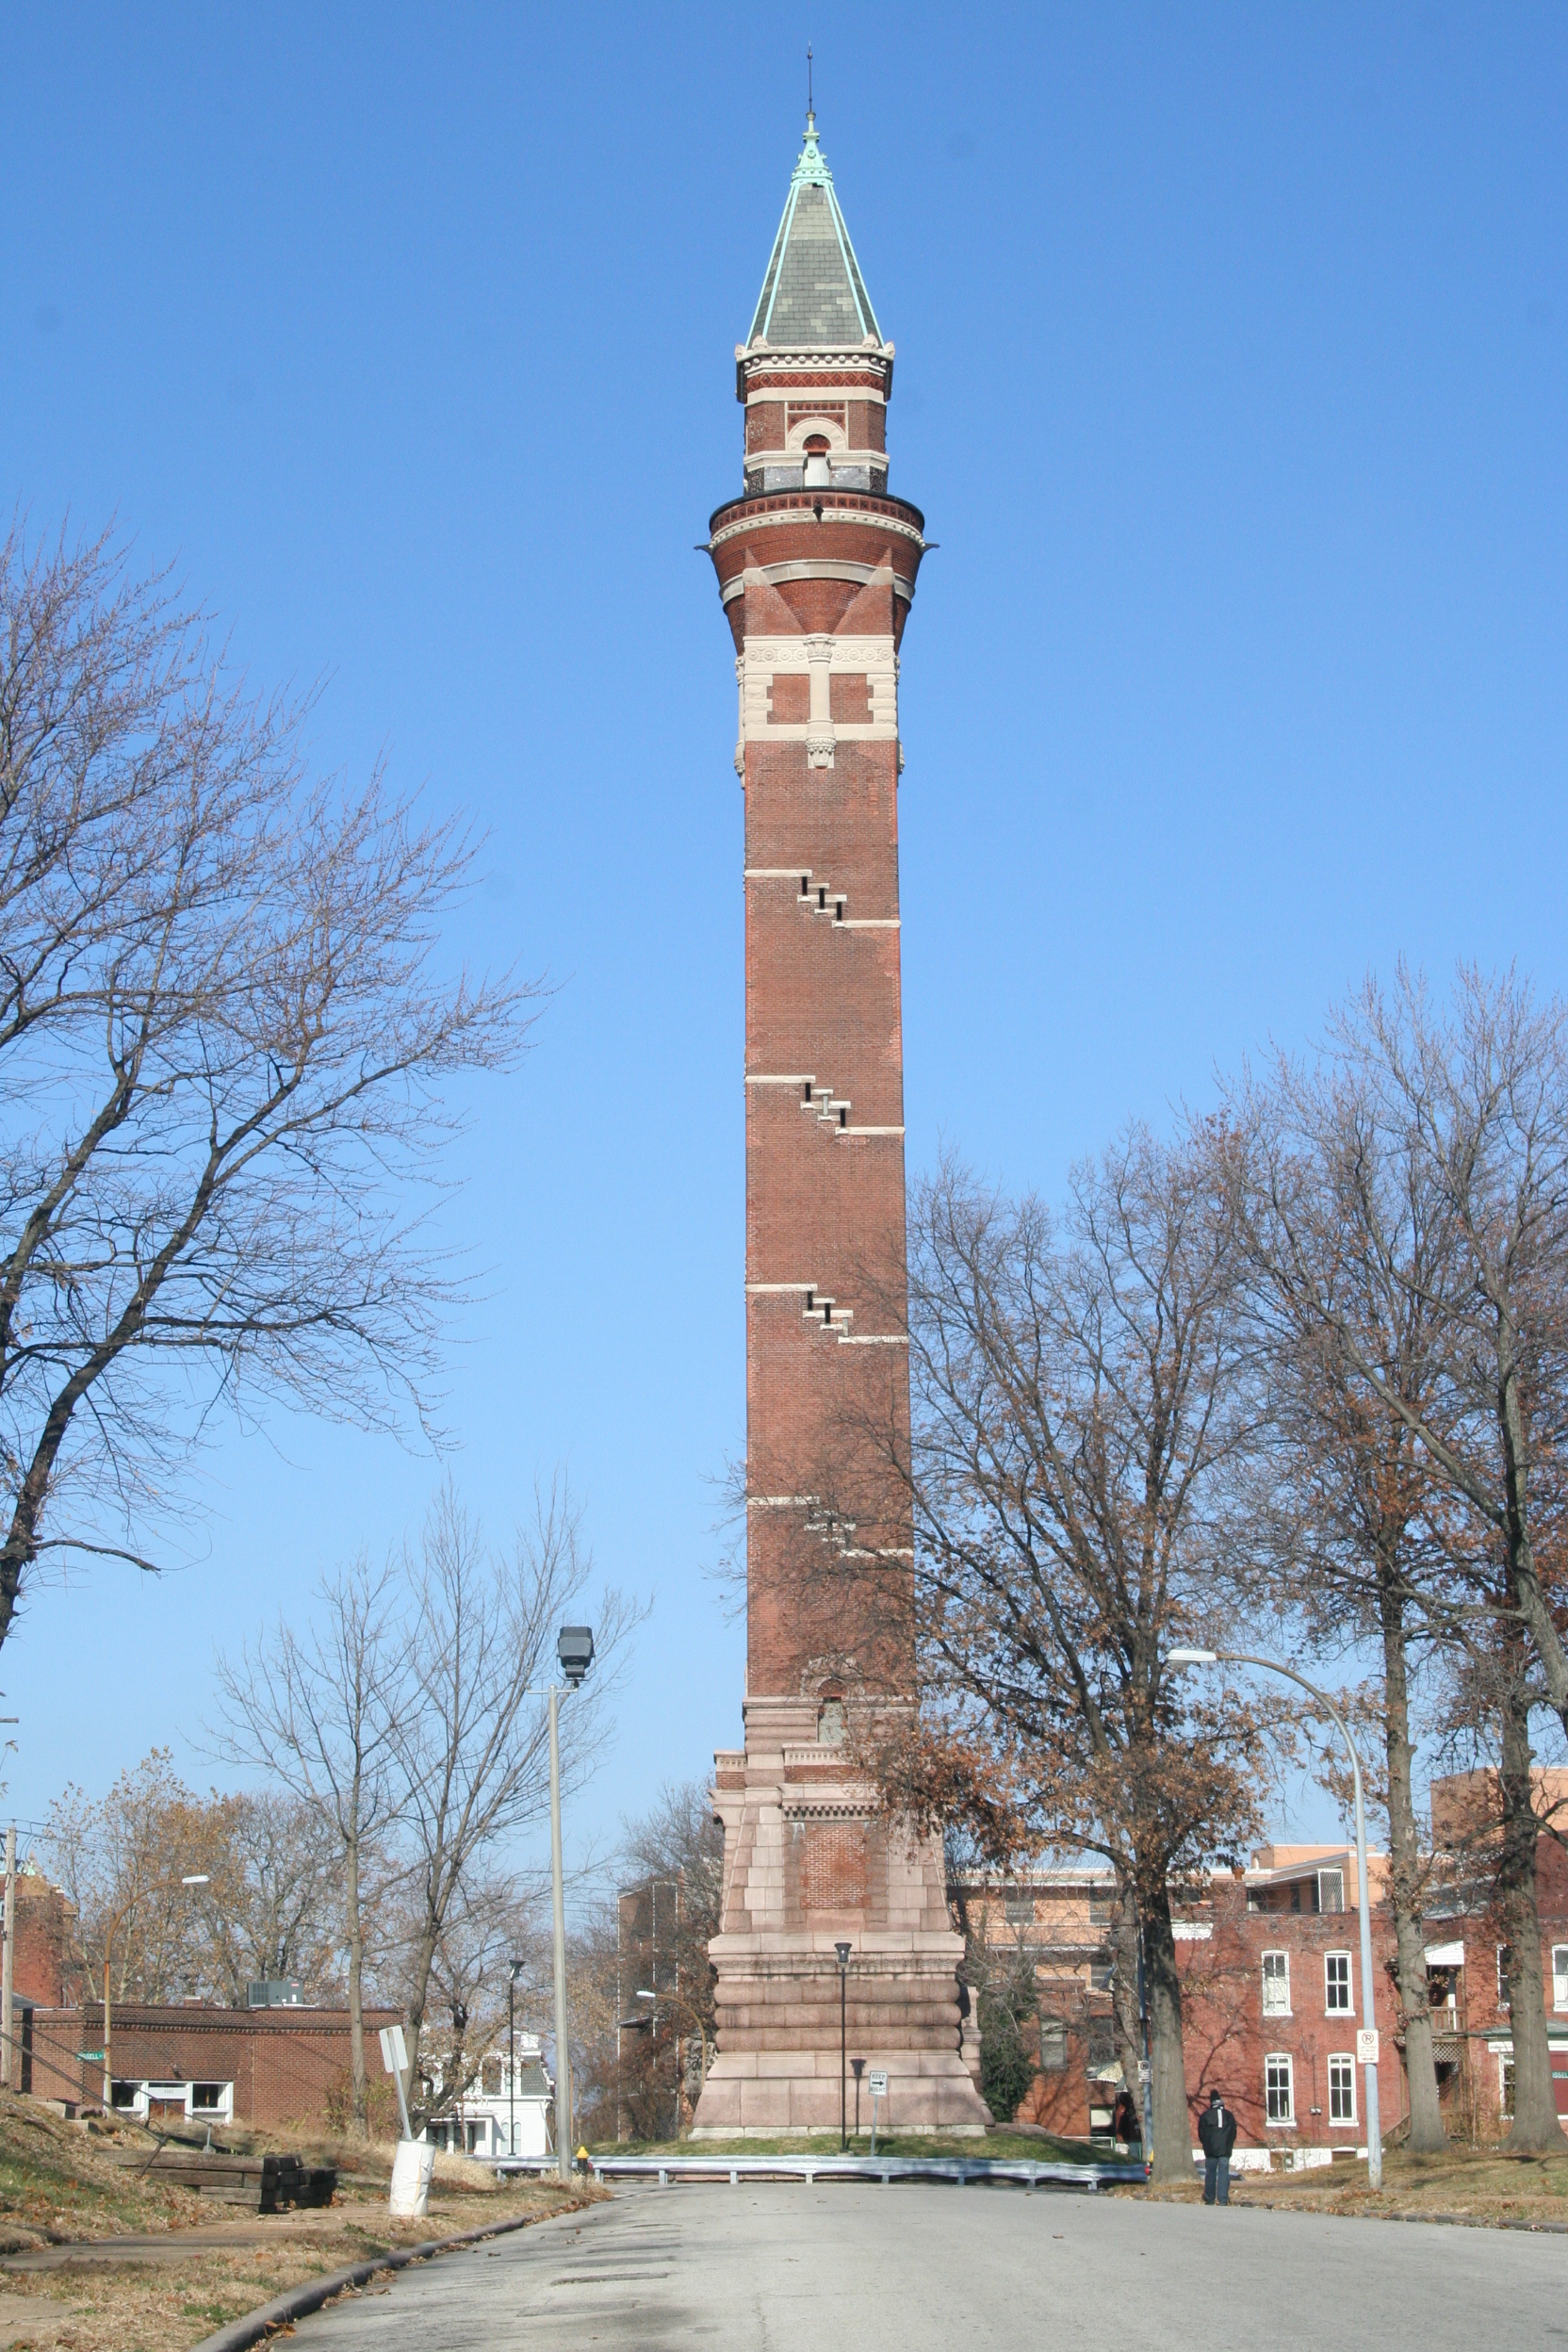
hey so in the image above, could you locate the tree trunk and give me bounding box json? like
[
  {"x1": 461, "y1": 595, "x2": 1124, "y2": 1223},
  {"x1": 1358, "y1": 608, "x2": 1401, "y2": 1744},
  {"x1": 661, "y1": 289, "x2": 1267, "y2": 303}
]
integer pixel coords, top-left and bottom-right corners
[
  {"x1": 346, "y1": 1837, "x2": 367, "y2": 2139},
  {"x1": 1141, "y1": 1883, "x2": 1192, "y2": 2181},
  {"x1": 1498, "y1": 1675, "x2": 1564, "y2": 2152},
  {"x1": 1109, "y1": 1881, "x2": 1146, "y2": 2105},
  {"x1": 1379, "y1": 1576, "x2": 1446, "y2": 2152}
]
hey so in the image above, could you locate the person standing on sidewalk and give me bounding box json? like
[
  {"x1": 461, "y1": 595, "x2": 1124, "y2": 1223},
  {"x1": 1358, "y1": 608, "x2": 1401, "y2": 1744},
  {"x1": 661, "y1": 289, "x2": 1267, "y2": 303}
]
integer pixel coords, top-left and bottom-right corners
[{"x1": 1198, "y1": 2090, "x2": 1236, "y2": 2205}]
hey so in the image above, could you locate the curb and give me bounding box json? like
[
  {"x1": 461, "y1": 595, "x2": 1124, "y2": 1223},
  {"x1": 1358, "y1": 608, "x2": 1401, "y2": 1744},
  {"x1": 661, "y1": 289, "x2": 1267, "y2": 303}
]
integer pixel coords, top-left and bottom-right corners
[{"x1": 187, "y1": 2198, "x2": 590, "y2": 2352}]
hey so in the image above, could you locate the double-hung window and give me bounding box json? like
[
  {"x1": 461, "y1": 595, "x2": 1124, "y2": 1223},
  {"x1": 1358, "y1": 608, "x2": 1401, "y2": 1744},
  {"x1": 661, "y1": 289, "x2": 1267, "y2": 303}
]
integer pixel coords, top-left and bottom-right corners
[
  {"x1": 1325, "y1": 1952, "x2": 1352, "y2": 2014},
  {"x1": 1265, "y1": 2052, "x2": 1295, "y2": 2124},
  {"x1": 1553, "y1": 1946, "x2": 1568, "y2": 2012},
  {"x1": 1327, "y1": 2053, "x2": 1356, "y2": 2125},
  {"x1": 1262, "y1": 1950, "x2": 1290, "y2": 2017}
]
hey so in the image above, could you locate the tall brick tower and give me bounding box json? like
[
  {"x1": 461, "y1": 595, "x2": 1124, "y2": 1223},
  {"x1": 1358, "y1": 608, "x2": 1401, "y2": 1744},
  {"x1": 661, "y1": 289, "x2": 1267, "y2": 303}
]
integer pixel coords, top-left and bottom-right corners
[{"x1": 692, "y1": 114, "x2": 989, "y2": 2138}]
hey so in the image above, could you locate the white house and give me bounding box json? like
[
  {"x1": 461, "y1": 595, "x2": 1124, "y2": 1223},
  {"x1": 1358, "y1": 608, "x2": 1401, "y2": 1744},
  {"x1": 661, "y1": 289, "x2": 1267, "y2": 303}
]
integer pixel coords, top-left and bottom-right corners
[{"x1": 422, "y1": 2031, "x2": 552, "y2": 2159}]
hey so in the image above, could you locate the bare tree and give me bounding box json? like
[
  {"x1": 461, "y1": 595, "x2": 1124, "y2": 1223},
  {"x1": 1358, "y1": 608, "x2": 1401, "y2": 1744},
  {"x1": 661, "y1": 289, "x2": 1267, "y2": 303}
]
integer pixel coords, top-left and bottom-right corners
[
  {"x1": 212, "y1": 1557, "x2": 404, "y2": 2132},
  {"x1": 0, "y1": 521, "x2": 536, "y2": 1648},
  {"x1": 382, "y1": 1481, "x2": 637, "y2": 2129},
  {"x1": 41, "y1": 1753, "x2": 341, "y2": 2005},
  {"x1": 575, "y1": 1780, "x2": 724, "y2": 2144},
  {"x1": 1240, "y1": 970, "x2": 1568, "y2": 2151},
  {"x1": 861, "y1": 1134, "x2": 1272, "y2": 2180},
  {"x1": 43, "y1": 1749, "x2": 214, "y2": 2001},
  {"x1": 1233, "y1": 1050, "x2": 1464, "y2": 2152},
  {"x1": 194, "y1": 1790, "x2": 344, "y2": 2005},
  {"x1": 397, "y1": 1869, "x2": 548, "y2": 2124}
]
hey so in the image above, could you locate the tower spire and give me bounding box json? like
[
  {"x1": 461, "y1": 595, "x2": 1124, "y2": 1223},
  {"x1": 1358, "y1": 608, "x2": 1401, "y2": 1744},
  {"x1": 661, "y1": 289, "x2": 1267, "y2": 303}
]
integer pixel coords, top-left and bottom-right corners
[
  {"x1": 807, "y1": 41, "x2": 813, "y2": 129},
  {"x1": 745, "y1": 107, "x2": 881, "y2": 350}
]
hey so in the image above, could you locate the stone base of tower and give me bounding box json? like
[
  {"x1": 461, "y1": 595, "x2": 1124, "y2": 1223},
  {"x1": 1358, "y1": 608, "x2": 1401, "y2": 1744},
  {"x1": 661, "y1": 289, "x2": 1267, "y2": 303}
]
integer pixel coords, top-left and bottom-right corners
[{"x1": 690, "y1": 1698, "x2": 991, "y2": 2139}]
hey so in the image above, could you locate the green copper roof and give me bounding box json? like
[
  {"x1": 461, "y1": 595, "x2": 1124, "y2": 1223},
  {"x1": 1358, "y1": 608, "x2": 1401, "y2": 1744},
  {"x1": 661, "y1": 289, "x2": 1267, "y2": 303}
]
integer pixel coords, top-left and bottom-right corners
[{"x1": 747, "y1": 116, "x2": 882, "y2": 349}]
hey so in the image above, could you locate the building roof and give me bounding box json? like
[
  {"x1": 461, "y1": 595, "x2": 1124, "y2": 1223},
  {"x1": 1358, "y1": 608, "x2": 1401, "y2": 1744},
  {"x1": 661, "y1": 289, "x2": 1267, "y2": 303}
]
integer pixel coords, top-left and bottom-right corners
[{"x1": 747, "y1": 115, "x2": 882, "y2": 350}]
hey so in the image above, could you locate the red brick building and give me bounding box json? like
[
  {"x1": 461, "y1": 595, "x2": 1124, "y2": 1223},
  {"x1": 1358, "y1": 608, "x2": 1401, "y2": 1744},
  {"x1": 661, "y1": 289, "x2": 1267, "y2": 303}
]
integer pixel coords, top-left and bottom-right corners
[
  {"x1": 693, "y1": 111, "x2": 986, "y2": 2137},
  {"x1": 25, "y1": 2001, "x2": 402, "y2": 2134},
  {"x1": 963, "y1": 1775, "x2": 1568, "y2": 2160},
  {"x1": 4, "y1": 1865, "x2": 74, "y2": 2008}
]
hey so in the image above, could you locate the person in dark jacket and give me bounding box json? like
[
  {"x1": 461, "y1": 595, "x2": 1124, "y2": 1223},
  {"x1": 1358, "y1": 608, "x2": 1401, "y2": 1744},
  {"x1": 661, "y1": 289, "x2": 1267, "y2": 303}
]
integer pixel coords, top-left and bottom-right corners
[
  {"x1": 1198, "y1": 2089, "x2": 1237, "y2": 2204},
  {"x1": 1111, "y1": 2088, "x2": 1142, "y2": 2148}
]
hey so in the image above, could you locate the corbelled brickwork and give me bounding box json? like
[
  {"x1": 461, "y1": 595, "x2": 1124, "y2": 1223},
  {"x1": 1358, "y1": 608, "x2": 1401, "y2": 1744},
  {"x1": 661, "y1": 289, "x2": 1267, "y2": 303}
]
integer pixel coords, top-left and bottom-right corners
[{"x1": 692, "y1": 113, "x2": 988, "y2": 2137}]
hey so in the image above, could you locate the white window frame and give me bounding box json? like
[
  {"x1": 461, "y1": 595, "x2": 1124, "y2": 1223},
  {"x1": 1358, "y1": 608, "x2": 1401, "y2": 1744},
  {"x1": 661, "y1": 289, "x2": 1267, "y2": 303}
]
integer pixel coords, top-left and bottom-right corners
[
  {"x1": 1325, "y1": 1951, "x2": 1353, "y2": 2015},
  {"x1": 1265, "y1": 2051, "x2": 1295, "y2": 2125},
  {"x1": 1262, "y1": 1949, "x2": 1291, "y2": 2017},
  {"x1": 1327, "y1": 2052, "x2": 1357, "y2": 2126},
  {"x1": 1553, "y1": 1946, "x2": 1568, "y2": 2012}
]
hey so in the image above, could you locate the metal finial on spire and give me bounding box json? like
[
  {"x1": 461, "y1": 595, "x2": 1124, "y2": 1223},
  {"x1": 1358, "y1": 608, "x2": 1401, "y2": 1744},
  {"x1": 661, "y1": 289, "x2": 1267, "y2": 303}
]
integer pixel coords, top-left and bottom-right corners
[{"x1": 807, "y1": 43, "x2": 814, "y2": 131}]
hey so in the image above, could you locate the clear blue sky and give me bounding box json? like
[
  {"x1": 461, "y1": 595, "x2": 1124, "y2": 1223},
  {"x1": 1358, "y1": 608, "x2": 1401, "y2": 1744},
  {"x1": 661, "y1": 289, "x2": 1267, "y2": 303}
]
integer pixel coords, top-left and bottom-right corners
[{"x1": 3, "y1": 5, "x2": 1564, "y2": 1870}]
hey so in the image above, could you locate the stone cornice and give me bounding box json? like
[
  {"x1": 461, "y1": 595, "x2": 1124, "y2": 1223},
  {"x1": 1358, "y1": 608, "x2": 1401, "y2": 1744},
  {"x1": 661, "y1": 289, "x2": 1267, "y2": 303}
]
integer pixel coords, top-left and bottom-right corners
[
  {"x1": 737, "y1": 346, "x2": 893, "y2": 402},
  {"x1": 708, "y1": 493, "x2": 926, "y2": 550}
]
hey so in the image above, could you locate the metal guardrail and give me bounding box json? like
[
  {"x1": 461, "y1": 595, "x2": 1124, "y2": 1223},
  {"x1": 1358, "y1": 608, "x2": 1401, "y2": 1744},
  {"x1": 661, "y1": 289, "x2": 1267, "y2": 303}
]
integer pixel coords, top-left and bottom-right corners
[{"x1": 572, "y1": 2153, "x2": 1147, "y2": 2192}]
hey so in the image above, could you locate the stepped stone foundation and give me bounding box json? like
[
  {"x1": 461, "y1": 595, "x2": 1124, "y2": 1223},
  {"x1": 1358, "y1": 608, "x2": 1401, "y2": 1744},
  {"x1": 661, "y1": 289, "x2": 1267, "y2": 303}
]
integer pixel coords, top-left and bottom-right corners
[{"x1": 693, "y1": 1700, "x2": 987, "y2": 2135}]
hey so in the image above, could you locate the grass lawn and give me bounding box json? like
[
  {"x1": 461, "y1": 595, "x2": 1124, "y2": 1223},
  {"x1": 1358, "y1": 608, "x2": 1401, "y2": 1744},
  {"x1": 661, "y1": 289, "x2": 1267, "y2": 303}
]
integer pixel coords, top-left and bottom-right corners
[
  {"x1": 0, "y1": 2091, "x2": 597, "y2": 2351},
  {"x1": 1129, "y1": 2141, "x2": 1568, "y2": 2228},
  {"x1": 589, "y1": 2129, "x2": 1117, "y2": 2164}
]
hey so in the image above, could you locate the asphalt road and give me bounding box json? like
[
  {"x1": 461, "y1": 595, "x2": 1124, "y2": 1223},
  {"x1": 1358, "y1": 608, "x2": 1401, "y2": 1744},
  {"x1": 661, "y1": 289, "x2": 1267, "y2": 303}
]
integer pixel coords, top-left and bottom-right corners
[{"x1": 286, "y1": 2182, "x2": 1566, "y2": 2352}]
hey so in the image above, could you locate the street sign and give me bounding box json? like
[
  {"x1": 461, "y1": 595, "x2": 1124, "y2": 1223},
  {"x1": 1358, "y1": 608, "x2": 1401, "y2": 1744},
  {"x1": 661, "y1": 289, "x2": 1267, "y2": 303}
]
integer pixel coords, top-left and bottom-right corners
[
  {"x1": 868, "y1": 2068, "x2": 888, "y2": 2098},
  {"x1": 1356, "y1": 2029, "x2": 1380, "y2": 2066},
  {"x1": 75, "y1": 2050, "x2": 105, "y2": 2062},
  {"x1": 379, "y1": 2024, "x2": 408, "y2": 2075}
]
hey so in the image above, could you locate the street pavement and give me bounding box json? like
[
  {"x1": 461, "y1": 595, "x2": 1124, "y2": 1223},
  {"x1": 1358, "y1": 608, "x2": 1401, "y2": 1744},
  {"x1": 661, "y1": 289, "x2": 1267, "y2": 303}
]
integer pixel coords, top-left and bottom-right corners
[{"x1": 286, "y1": 2180, "x2": 1566, "y2": 2351}]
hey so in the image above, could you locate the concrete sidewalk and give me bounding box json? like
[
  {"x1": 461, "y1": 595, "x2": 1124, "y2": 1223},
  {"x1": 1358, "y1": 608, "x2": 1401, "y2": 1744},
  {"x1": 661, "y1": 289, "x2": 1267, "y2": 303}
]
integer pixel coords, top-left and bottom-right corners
[
  {"x1": 281, "y1": 2179, "x2": 1568, "y2": 2351},
  {"x1": 2, "y1": 2210, "x2": 354, "y2": 2272}
]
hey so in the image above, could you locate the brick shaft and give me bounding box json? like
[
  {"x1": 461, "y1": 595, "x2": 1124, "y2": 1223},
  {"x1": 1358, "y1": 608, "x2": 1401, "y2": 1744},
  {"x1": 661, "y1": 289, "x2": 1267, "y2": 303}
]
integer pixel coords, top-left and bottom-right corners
[{"x1": 693, "y1": 296, "x2": 988, "y2": 2136}]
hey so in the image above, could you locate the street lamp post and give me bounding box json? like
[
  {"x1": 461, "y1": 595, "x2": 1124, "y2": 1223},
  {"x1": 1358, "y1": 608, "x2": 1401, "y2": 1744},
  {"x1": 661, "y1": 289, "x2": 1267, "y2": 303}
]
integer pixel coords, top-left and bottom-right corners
[
  {"x1": 834, "y1": 1940, "x2": 852, "y2": 2152},
  {"x1": 550, "y1": 1624, "x2": 595, "y2": 2184},
  {"x1": 1168, "y1": 1647, "x2": 1383, "y2": 2190},
  {"x1": 508, "y1": 1961, "x2": 527, "y2": 2160},
  {"x1": 101, "y1": 1874, "x2": 210, "y2": 2116}
]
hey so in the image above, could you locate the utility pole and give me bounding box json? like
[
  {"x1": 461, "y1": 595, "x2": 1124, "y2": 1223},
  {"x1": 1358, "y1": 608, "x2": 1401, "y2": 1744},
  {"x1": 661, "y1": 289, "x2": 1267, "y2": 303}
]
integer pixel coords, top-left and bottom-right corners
[
  {"x1": 2, "y1": 1827, "x2": 14, "y2": 2093},
  {"x1": 508, "y1": 1961, "x2": 526, "y2": 2161}
]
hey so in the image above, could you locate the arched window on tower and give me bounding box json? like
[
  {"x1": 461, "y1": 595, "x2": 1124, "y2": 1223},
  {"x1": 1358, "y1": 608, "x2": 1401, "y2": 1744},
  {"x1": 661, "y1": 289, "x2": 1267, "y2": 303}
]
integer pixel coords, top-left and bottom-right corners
[
  {"x1": 817, "y1": 1685, "x2": 846, "y2": 1745},
  {"x1": 802, "y1": 433, "x2": 832, "y2": 490}
]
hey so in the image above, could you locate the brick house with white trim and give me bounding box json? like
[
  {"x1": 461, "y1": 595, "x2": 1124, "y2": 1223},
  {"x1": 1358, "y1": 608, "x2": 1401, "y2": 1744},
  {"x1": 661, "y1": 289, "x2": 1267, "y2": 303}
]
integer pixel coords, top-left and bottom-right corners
[{"x1": 957, "y1": 1772, "x2": 1568, "y2": 2156}]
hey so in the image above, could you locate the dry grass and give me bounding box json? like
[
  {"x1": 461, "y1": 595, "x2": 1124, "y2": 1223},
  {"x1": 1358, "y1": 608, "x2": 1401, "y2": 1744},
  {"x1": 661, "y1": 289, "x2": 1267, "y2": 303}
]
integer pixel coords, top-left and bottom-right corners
[
  {"x1": 0, "y1": 2096, "x2": 205, "y2": 2250},
  {"x1": 1127, "y1": 2141, "x2": 1568, "y2": 2228},
  {"x1": 0, "y1": 2095, "x2": 601, "y2": 2350}
]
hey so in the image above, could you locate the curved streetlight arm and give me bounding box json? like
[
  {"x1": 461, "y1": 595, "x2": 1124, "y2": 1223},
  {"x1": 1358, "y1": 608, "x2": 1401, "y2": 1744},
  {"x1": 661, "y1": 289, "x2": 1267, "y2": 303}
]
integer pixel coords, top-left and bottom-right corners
[{"x1": 1168, "y1": 1646, "x2": 1382, "y2": 2191}]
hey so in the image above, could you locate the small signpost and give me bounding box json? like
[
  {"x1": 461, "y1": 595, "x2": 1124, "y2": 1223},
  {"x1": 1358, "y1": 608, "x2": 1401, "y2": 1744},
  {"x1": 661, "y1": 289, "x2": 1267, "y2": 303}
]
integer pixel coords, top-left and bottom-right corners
[
  {"x1": 868, "y1": 2067, "x2": 888, "y2": 2155},
  {"x1": 379, "y1": 2024, "x2": 413, "y2": 2139}
]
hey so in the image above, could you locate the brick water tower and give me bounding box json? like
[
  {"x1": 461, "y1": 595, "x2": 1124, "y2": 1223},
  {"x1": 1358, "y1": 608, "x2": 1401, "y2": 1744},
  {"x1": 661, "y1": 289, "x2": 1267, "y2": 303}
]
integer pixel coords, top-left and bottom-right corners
[{"x1": 691, "y1": 112, "x2": 988, "y2": 2137}]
